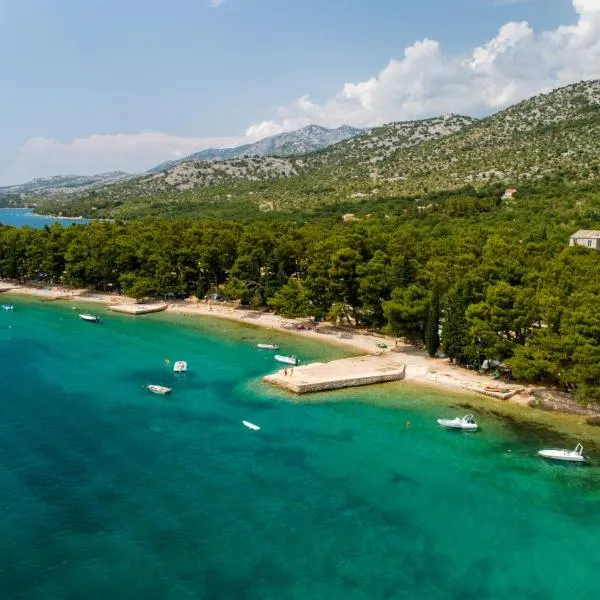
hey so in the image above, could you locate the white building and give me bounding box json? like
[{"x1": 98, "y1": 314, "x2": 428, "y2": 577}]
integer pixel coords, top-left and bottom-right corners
[{"x1": 569, "y1": 230, "x2": 600, "y2": 250}]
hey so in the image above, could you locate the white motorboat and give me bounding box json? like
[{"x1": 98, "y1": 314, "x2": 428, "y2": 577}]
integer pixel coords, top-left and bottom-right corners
[
  {"x1": 242, "y1": 420, "x2": 260, "y2": 431},
  {"x1": 538, "y1": 443, "x2": 588, "y2": 463},
  {"x1": 79, "y1": 313, "x2": 100, "y2": 323},
  {"x1": 274, "y1": 354, "x2": 299, "y2": 365},
  {"x1": 147, "y1": 384, "x2": 172, "y2": 395},
  {"x1": 173, "y1": 360, "x2": 188, "y2": 373},
  {"x1": 1, "y1": 304, "x2": 14, "y2": 311},
  {"x1": 437, "y1": 414, "x2": 478, "y2": 431},
  {"x1": 257, "y1": 343, "x2": 279, "y2": 350}
]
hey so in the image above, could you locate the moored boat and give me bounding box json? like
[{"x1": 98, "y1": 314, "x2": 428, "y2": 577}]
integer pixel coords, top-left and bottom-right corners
[
  {"x1": 242, "y1": 420, "x2": 260, "y2": 431},
  {"x1": 147, "y1": 384, "x2": 172, "y2": 395},
  {"x1": 275, "y1": 354, "x2": 299, "y2": 365},
  {"x1": 437, "y1": 414, "x2": 478, "y2": 431},
  {"x1": 79, "y1": 313, "x2": 100, "y2": 323},
  {"x1": 1, "y1": 304, "x2": 14, "y2": 311},
  {"x1": 538, "y1": 443, "x2": 588, "y2": 463},
  {"x1": 173, "y1": 360, "x2": 187, "y2": 373},
  {"x1": 257, "y1": 343, "x2": 279, "y2": 350}
]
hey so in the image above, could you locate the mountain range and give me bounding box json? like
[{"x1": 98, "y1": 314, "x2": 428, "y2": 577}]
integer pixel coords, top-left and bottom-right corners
[
  {"x1": 0, "y1": 171, "x2": 132, "y2": 199},
  {"x1": 1, "y1": 125, "x2": 364, "y2": 199},
  {"x1": 24, "y1": 79, "x2": 600, "y2": 219},
  {"x1": 147, "y1": 124, "x2": 363, "y2": 173}
]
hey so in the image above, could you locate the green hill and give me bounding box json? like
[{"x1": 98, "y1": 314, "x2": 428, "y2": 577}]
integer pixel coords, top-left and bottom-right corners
[{"x1": 34, "y1": 80, "x2": 600, "y2": 220}]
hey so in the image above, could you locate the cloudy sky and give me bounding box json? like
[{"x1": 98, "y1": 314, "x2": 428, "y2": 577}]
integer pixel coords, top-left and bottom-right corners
[{"x1": 0, "y1": 0, "x2": 597, "y2": 184}]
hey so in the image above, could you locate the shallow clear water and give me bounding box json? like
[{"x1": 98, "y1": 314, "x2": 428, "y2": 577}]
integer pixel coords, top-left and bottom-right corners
[
  {"x1": 1, "y1": 300, "x2": 599, "y2": 599},
  {"x1": 0, "y1": 208, "x2": 89, "y2": 228}
]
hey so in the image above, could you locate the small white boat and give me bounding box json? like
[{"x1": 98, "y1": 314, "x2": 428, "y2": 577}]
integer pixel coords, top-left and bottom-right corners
[
  {"x1": 79, "y1": 313, "x2": 100, "y2": 323},
  {"x1": 242, "y1": 420, "x2": 260, "y2": 431},
  {"x1": 147, "y1": 384, "x2": 172, "y2": 395},
  {"x1": 437, "y1": 414, "x2": 478, "y2": 431},
  {"x1": 257, "y1": 343, "x2": 279, "y2": 350},
  {"x1": 173, "y1": 360, "x2": 188, "y2": 373},
  {"x1": 538, "y1": 443, "x2": 588, "y2": 463},
  {"x1": 1, "y1": 304, "x2": 14, "y2": 311},
  {"x1": 275, "y1": 354, "x2": 299, "y2": 365}
]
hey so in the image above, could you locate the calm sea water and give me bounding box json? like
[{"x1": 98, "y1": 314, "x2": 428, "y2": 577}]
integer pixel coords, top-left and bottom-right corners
[
  {"x1": 0, "y1": 208, "x2": 89, "y2": 228},
  {"x1": 1, "y1": 300, "x2": 599, "y2": 599}
]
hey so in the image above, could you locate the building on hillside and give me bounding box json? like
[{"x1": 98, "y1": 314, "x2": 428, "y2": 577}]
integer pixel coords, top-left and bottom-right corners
[
  {"x1": 502, "y1": 188, "x2": 517, "y2": 199},
  {"x1": 342, "y1": 213, "x2": 357, "y2": 222},
  {"x1": 569, "y1": 230, "x2": 600, "y2": 250}
]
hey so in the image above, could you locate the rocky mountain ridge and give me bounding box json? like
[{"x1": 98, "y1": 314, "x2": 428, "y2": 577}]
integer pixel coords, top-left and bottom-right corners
[
  {"x1": 31, "y1": 79, "x2": 600, "y2": 219},
  {"x1": 119, "y1": 116, "x2": 476, "y2": 194},
  {"x1": 0, "y1": 171, "x2": 132, "y2": 198},
  {"x1": 148, "y1": 124, "x2": 363, "y2": 172}
]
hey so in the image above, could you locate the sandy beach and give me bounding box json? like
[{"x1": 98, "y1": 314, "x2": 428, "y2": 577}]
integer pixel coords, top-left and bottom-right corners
[{"x1": 1, "y1": 282, "x2": 595, "y2": 418}]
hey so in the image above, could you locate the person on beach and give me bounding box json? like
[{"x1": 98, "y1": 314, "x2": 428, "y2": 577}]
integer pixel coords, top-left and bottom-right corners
[{"x1": 284, "y1": 368, "x2": 288, "y2": 376}]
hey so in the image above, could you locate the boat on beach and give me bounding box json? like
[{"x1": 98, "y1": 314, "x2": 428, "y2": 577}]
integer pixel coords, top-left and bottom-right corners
[
  {"x1": 173, "y1": 360, "x2": 187, "y2": 373},
  {"x1": 257, "y1": 343, "x2": 279, "y2": 350},
  {"x1": 147, "y1": 384, "x2": 172, "y2": 395},
  {"x1": 538, "y1": 443, "x2": 588, "y2": 463},
  {"x1": 275, "y1": 354, "x2": 299, "y2": 365},
  {"x1": 79, "y1": 313, "x2": 100, "y2": 323},
  {"x1": 437, "y1": 414, "x2": 478, "y2": 431}
]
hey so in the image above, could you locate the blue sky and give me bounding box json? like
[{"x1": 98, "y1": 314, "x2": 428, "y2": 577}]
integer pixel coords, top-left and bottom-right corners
[{"x1": 0, "y1": 0, "x2": 594, "y2": 184}]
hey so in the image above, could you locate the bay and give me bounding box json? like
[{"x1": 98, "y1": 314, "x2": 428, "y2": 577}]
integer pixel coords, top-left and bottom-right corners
[
  {"x1": 1, "y1": 299, "x2": 599, "y2": 599},
  {"x1": 0, "y1": 208, "x2": 89, "y2": 228}
]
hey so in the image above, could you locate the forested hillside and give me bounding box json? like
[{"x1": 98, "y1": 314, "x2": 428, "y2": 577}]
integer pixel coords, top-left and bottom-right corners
[
  {"x1": 2, "y1": 178, "x2": 600, "y2": 402},
  {"x1": 31, "y1": 114, "x2": 478, "y2": 218},
  {"x1": 31, "y1": 80, "x2": 600, "y2": 220}
]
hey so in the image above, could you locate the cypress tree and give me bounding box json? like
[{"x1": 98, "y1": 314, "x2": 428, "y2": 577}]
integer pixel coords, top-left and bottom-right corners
[
  {"x1": 441, "y1": 287, "x2": 468, "y2": 363},
  {"x1": 425, "y1": 290, "x2": 440, "y2": 357}
]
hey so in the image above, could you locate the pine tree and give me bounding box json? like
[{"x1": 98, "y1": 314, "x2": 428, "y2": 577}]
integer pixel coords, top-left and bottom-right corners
[{"x1": 425, "y1": 290, "x2": 440, "y2": 357}]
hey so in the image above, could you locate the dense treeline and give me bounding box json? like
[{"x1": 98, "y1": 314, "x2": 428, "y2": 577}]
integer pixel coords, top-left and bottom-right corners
[{"x1": 2, "y1": 182, "x2": 600, "y2": 402}]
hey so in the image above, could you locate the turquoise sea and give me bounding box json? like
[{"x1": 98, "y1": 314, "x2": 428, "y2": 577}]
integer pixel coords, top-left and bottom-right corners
[
  {"x1": 1, "y1": 299, "x2": 599, "y2": 599},
  {"x1": 0, "y1": 208, "x2": 89, "y2": 228}
]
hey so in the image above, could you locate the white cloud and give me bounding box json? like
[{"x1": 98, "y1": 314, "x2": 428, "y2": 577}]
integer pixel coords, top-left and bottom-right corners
[
  {"x1": 0, "y1": 132, "x2": 243, "y2": 185},
  {"x1": 246, "y1": 0, "x2": 600, "y2": 132}
]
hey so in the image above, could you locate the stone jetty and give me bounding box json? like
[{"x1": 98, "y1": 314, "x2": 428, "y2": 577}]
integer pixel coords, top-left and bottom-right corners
[
  {"x1": 108, "y1": 303, "x2": 168, "y2": 315},
  {"x1": 264, "y1": 354, "x2": 406, "y2": 394}
]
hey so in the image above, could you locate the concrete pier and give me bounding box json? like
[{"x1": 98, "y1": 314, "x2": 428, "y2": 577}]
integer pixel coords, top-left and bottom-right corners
[
  {"x1": 108, "y1": 303, "x2": 168, "y2": 315},
  {"x1": 264, "y1": 354, "x2": 406, "y2": 394}
]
